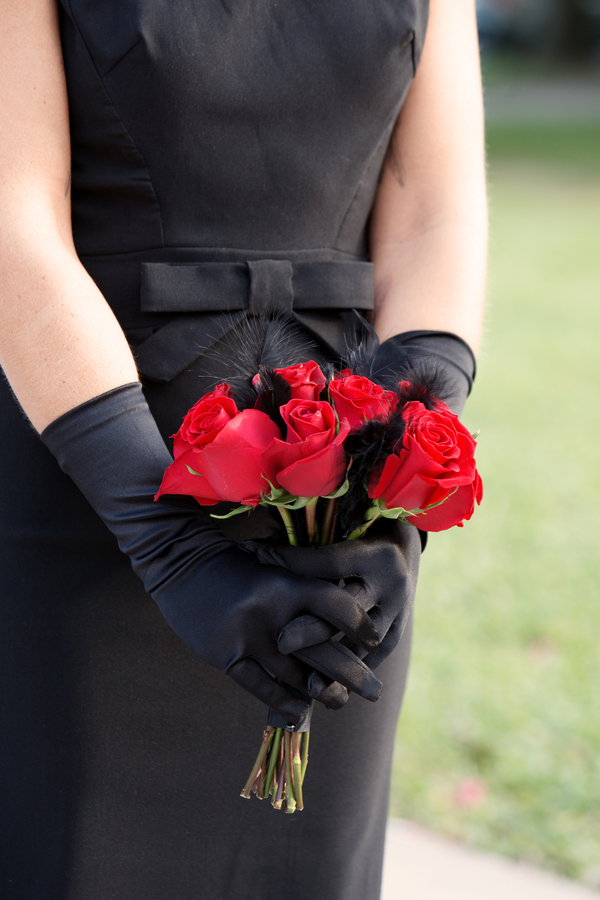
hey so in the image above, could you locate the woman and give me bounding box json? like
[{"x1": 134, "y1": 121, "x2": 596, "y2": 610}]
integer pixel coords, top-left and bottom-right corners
[{"x1": 0, "y1": 0, "x2": 486, "y2": 898}]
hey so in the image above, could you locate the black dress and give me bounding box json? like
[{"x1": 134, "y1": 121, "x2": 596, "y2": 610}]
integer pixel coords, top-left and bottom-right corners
[{"x1": 0, "y1": 2, "x2": 428, "y2": 898}]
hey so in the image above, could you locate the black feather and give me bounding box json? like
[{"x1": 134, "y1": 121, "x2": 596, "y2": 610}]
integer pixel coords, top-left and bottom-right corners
[
  {"x1": 202, "y1": 309, "x2": 319, "y2": 410},
  {"x1": 253, "y1": 368, "x2": 292, "y2": 436},
  {"x1": 396, "y1": 358, "x2": 450, "y2": 410},
  {"x1": 338, "y1": 321, "x2": 457, "y2": 532},
  {"x1": 338, "y1": 406, "x2": 407, "y2": 534},
  {"x1": 343, "y1": 313, "x2": 381, "y2": 377},
  {"x1": 344, "y1": 311, "x2": 458, "y2": 404}
]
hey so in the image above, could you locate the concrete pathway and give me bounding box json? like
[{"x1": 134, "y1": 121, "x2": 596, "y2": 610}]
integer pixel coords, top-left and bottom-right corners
[{"x1": 382, "y1": 819, "x2": 600, "y2": 900}]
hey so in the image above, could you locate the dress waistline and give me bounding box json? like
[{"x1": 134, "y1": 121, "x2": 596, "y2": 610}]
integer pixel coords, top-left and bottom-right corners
[{"x1": 81, "y1": 252, "x2": 374, "y2": 383}]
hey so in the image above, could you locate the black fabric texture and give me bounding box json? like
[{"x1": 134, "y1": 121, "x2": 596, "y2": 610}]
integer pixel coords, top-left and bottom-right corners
[
  {"x1": 1, "y1": 1, "x2": 430, "y2": 897},
  {"x1": 1, "y1": 368, "x2": 414, "y2": 900}
]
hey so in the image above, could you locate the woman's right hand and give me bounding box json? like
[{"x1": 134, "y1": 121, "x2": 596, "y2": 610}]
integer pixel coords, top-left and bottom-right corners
[{"x1": 42, "y1": 382, "x2": 384, "y2": 725}]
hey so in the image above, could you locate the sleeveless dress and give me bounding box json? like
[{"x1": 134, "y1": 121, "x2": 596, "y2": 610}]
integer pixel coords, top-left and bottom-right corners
[{"x1": 0, "y1": 2, "x2": 429, "y2": 898}]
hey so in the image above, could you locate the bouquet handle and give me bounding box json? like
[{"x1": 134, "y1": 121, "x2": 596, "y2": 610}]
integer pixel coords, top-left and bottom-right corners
[
  {"x1": 267, "y1": 700, "x2": 313, "y2": 733},
  {"x1": 241, "y1": 701, "x2": 314, "y2": 812}
]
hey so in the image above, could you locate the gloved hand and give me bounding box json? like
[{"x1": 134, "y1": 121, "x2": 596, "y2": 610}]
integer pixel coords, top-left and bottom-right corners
[
  {"x1": 258, "y1": 329, "x2": 474, "y2": 693},
  {"x1": 374, "y1": 330, "x2": 476, "y2": 416},
  {"x1": 40, "y1": 383, "x2": 384, "y2": 725},
  {"x1": 243, "y1": 516, "x2": 421, "y2": 690}
]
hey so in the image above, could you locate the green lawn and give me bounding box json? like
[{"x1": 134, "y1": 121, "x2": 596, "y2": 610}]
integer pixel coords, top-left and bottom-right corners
[
  {"x1": 390, "y1": 143, "x2": 600, "y2": 883},
  {"x1": 487, "y1": 124, "x2": 600, "y2": 170}
]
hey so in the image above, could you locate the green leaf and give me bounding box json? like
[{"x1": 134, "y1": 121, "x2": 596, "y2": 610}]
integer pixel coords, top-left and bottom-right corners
[
  {"x1": 266, "y1": 486, "x2": 288, "y2": 502},
  {"x1": 261, "y1": 490, "x2": 295, "y2": 507},
  {"x1": 375, "y1": 498, "x2": 419, "y2": 519},
  {"x1": 323, "y1": 478, "x2": 350, "y2": 500},
  {"x1": 376, "y1": 488, "x2": 458, "y2": 520},
  {"x1": 282, "y1": 496, "x2": 313, "y2": 510},
  {"x1": 210, "y1": 505, "x2": 252, "y2": 520},
  {"x1": 186, "y1": 465, "x2": 203, "y2": 477}
]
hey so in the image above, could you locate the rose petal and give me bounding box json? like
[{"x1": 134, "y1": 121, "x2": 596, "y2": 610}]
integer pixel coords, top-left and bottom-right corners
[
  {"x1": 261, "y1": 419, "x2": 349, "y2": 497},
  {"x1": 276, "y1": 441, "x2": 347, "y2": 497},
  {"x1": 407, "y1": 479, "x2": 481, "y2": 532},
  {"x1": 155, "y1": 449, "x2": 222, "y2": 505},
  {"x1": 196, "y1": 410, "x2": 281, "y2": 504},
  {"x1": 369, "y1": 436, "x2": 446, "y2": 503},
  {"x1": 274, "y1": 361, "x2": 327, "y2": 401}
]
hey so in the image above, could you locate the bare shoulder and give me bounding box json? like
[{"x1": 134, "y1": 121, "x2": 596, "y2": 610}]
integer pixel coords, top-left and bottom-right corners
[{"x1": 0, "y1": 0, "x2": 70, "y2": 218}]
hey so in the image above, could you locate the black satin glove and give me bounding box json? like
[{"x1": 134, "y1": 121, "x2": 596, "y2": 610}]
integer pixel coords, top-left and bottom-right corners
[
  {"x1": 374, "y1": 330, "x2": 476, "y2": 416},
  {"x1": 40, "y1": 383, "x2": 384, "y2": 725},
  {"x1": 244, "y1": 517, "x2": 421, "y2": 687}
]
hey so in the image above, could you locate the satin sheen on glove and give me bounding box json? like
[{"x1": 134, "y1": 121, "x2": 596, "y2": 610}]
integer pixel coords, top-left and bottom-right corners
[
  {"x1": 40, "y1": 383, "x2": 384, "y2": 725},
  {"x1": 243, "y1": 517, "x2": 421, "y2": 685}
]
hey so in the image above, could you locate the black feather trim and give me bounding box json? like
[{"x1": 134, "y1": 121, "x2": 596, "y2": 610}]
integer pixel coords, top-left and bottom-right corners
[
  {"x1": 253, "y1": 368, "x2": 292, "y2": 436},
  {"x1": 337, "y1": 405, "x2": 407, "y2": 534},
  {"x1": 344, "y1": 312, "x2": 458, "y2": 404},
  {"x1": 396, "y1": 358, "x2": 450, "y2": 410},
  {"x1": 202, "y1": 309, "x2": 318, "y2": 410}
]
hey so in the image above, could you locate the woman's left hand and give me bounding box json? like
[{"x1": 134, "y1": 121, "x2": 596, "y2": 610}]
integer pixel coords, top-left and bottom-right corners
[{"x1": 243, "y1": 517, "x2": 422, "y2": 683}]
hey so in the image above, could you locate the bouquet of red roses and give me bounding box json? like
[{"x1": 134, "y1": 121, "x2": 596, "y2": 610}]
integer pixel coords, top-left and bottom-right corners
[{"x1": 155, "y1": 331, "x2": 482, "y2": 813}]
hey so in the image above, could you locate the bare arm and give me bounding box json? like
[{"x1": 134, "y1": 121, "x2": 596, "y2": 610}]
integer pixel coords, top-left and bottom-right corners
[
  {"x1": 0, "y1": 0, "x2": 138, "y2": 433},
  {"x1": 369, "y1": 0, "x2": 487, "y2": 354}
]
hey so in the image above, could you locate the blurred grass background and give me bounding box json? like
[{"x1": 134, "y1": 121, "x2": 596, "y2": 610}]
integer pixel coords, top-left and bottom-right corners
[{"x1": 390, "y1": 45, "x2": 600, "y2": 887}]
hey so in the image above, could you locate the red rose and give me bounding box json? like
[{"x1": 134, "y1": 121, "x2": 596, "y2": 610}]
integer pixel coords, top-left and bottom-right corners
[
  {"x1": 173, "y1": 383, "x2": 238, "y2": 458},
  {"x1": 261, "y1": 398, "x2": 350, "y2": 497},
  {"x1": 369, "y1": 400, "x2": 482, "y2": 531},
  {"x1": 272, "y1": 361, "x2": 327, "y2": 401},
  {"x1": 329, "y1": 371, "x2": 398, "y2": 430},
  {"x1": 157, "y1": 409, "x2": 281, "y2": 507}
]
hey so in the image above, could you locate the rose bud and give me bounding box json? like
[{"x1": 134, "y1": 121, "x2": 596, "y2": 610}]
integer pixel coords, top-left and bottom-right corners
[
  {"x1": 172, "y1": 383, "x2": 238, "y2": 458},
  {"x1": 261, "y1": 399, "x2": 350, "y2": 497},
  {"x1": 273, "y1": 361, "x2": 327, "y2": 401},
  {"x1": 329, "y1": 371, "x2": 398, "y2": 431}
]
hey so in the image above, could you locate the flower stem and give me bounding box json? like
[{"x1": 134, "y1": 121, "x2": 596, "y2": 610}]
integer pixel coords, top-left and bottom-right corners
[
  {"x1": 277, "y1": 506, "x2": 298, "y2": 546},
  {"x1": 305, "y1": 497, "x2": 319, "y2": 545},
  {"x1": 292, "y1": 732, "x2": 304, "y2": 811},
  {"x1": 300, "y1": 731, "x2": 310, "y2": 783},
  {"x1": 240, "y1": 726, "x2": 274, "y2": 799},
  {"x1": 284, "y1": 730, "x2": 296, "y2": 814},
  {"x1": 347, "y1": 503, "x2": 382, "y2": 541},
  {"x1": 321, "y1": 498, "x2": 337, "y2": 546},
  {"x1": 264, "y1": 728, "x2": 282, "y2": 798},
  {"x1": 257, "y1": 771, "x2": 265, "y2": 799},
  {"x1": 272, "y1": 756, "x2": 286, "y2": 810}
]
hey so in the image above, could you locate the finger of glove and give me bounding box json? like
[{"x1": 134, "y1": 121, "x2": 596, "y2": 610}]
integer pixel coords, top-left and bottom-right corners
[
  {"x1": 340, "y1": 598, "x2": 413, "y2": 666},
  {"x1": 308, "y1": 672, "x2": 349, "y2": 710},
  {"x1": 359, "y1": 620, "x2": 402, "y2": 671},
  {"x1": 364, "y1": 601, "x2": 406, "y2": 650},
  {"x1": 265, "y1": 650, "x2": 321, "y2": 700},
  {"x1": 278, "y1": 603, "x2": 393, "y2": 656},
  {"x1": 278, "y1": 614, "x2": 337, "y2": 654},
  {"x1": 305, "y1": 585, "x2": 379, "y2": 653},
  {"x1": 294, "y1": 641, "x2": 382, "y2": 702},
  {"x1": 372, "y1": 589, "x2": 415, "y2": 641},
  {"x1": 227, "y1": 658, "x2": 308, "y2": 725}
]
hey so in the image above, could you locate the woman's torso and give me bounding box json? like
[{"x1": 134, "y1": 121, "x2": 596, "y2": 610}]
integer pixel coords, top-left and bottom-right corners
[{"x1": 58, "y1": 0, "x2": 429, "y2": 397}]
